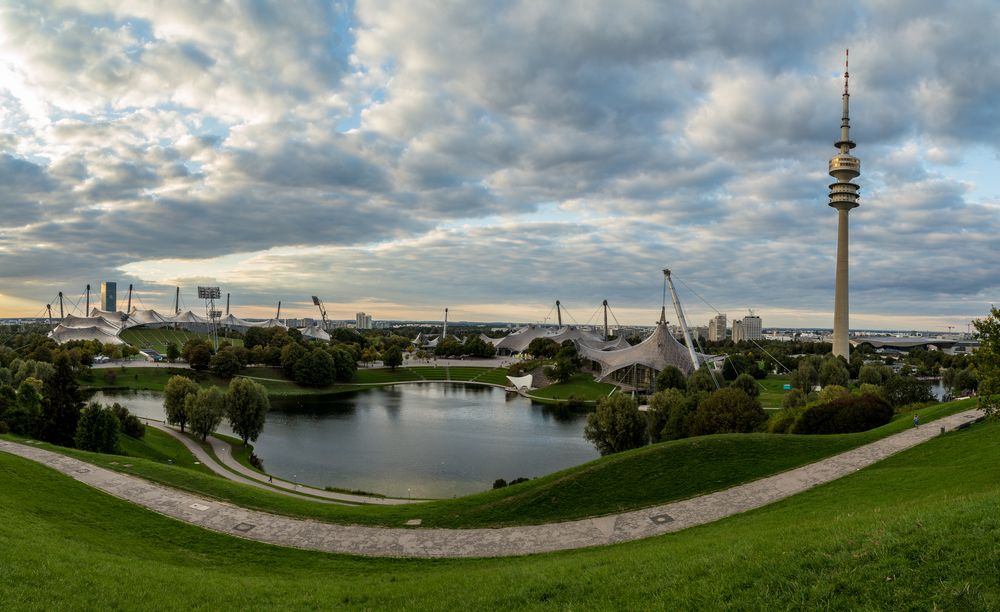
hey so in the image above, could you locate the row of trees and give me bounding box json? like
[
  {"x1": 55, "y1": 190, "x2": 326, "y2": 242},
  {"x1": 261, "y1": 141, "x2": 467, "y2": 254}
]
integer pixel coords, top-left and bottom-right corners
[{"x1": 163, "y1": 375, "x2": 270, "y2": 443}]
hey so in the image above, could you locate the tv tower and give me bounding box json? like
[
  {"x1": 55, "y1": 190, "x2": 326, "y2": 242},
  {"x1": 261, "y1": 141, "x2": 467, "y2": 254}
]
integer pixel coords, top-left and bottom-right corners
[{"x1": 829, "y1": 49, "x2": 861, "y2": 359}]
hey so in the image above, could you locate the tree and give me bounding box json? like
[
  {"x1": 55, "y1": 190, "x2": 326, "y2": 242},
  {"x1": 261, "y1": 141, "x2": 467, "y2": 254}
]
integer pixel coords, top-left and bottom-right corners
[
  {"x1": 782, "y1": 388, "x2": 808, "y2": 410},
  {"x1": 185, "y1": 387, "x2": 226, "y2": 442},
  {"x1": 721, "y1": 354, "x2": 750, "y2": 381},
  {"x1": 655, "y1": 366, "x2": 687, "y2": 392},
  {"x1": 181, "y1": 338, "x2": 213, "y2": 371},
  {"x1": 881, "y1": 375, "x2": 934, "y2": 408},
  {"x1": 688, "y1": 388, "x2": 767, "y2": 436},
  {"x1": 280, "y1": 342, "x2": 309, "y2": 377},
  {"x1": 730, "y1": 373, "x2": 760, "y2": 399},
  {"x1": 360, "y1": 347, "x2": 379, "y2": 366},
  {"x1": 225, "y1": 378, "x2": 270, "y2": 445},
  {"x1": 973, "y1": 306, "x2": 1000, "y2": 417},
  {"x1": 819, "y1": 357, "x2": 850, "y2": 388},
  {"x1": 210, "y1": 347, "x2": 243, "y2": 378},
  {"x1": 165, "y1": 342, "x2": 180, "y2": 363},
  {"x1": 109, "y1": 403, "x2": 144, "y2": 439},
  {"x1": 382, "y1": 345, "x2": 403, "y2": 370},
  {"x1": 858, "y1": 364, "x2": 891, "y2": 386},
  {"x1": 331, "y1": 346, "x2": 358, "y2": 382},
  {"x1": 293, "y1": 348, "x2": 335, "y2": 387},
  {"x1": 646, "y1": 388, "x2": 693, "y2": 443},
  {"x1": 526, "y1": 337, "x2": 560, "y2": 359},
  {"x1": 164, "y1": 375, "x2": 199, "y2": 432},
  {"x1": 39, "y1": 353, "x2": 82, "y2": 446},
  {"x1": 583, "y1": 394, "x2": 648, "y2": 455},
  {"x1": 74, "y1": 402, "x2": 121, "y2": 453},
  {"x1": 790, "y1": 361, "x2": 819, "y2": 391},
  {"x1": 687, "y1": 367, "x2": 718, "y2": 393}
]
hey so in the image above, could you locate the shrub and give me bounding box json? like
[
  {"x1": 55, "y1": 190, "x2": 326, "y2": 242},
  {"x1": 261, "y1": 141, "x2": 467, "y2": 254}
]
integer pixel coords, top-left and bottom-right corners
[
  {"x1": 782, "y1": 388, "x2": 808, "y2": 410},
  {"x1": 688, "y1": 388, "x2": 767, "y2": 436},
  {"x1": 74, "y1": 403, "x2": 121, "y2": 453},
  {"x1": 109, "y1": 403, "x2": 145, "y2": 439},
  {"x1": 767, "y1": 406, "x2": 804, "y2": 434},
  {"x1": 730, "y1": 373, "x2": 759, "y2": 399},
  {"x1": 655, "y1": 366, "x2": 687, "y2": 392},
  {"x1": 492, "y1": 478, "x2": 507, "y2": 489},
  {"x1": 0, "y1": 420, "x2": 9, "y2": 434},
  {"x1": 793, "y1": 394, "x2": 893, "y2": 435},
  {"x1": 880, "y1": 375, "x2": 934, "y2": 408},
  {"x1": 584, "y1": 394, "x2": 648, "y2": 455}
]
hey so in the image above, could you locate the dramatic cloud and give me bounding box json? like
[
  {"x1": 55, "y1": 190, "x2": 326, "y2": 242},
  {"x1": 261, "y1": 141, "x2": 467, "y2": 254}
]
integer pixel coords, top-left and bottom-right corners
[{"x1": 0, "y1": 0, "x2": 996, "y2": 330}]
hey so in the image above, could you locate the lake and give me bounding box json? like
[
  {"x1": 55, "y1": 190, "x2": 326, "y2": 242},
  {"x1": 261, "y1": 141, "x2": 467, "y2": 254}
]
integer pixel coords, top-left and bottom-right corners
[{"x1": 90, "y1": 383, "x2": 598, "y2": 498}]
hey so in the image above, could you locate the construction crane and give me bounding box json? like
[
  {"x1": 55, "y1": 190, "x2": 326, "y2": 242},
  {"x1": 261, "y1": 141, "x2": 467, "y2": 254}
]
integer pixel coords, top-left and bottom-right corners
[{"x1": 311, "y1": 296, "x2": 329, "y2": 331}]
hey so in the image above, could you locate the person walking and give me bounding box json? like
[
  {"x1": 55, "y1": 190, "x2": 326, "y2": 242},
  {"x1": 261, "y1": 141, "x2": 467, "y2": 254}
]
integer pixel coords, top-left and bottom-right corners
[{"x1": 913, "y1": 414, "x2": 920, "y2": 427}]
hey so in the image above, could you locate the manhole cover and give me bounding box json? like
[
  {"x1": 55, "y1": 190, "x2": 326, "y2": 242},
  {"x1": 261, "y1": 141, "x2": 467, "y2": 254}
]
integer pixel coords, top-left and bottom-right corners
[
  {"x1": 649, "y1": 514, "x2": 674, "y2": 524},
  {"x1": 233, "y1": 523, "x2": 255, "y2": 532},
  {"x1": 75, "y1": 468, "x2": 90, "y2": 474},
  {"x1": 190, "y1": 503, "x2": 210, "y2": 511}
]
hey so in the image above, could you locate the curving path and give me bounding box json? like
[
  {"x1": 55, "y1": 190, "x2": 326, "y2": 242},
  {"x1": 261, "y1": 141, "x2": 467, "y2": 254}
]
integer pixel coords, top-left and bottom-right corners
[
  {"x1": 0, "y1": 409, "x2": 983, "y2": 559},
  {"x1": 147, "y1": 422, "x2": 417, "y2": 506}
]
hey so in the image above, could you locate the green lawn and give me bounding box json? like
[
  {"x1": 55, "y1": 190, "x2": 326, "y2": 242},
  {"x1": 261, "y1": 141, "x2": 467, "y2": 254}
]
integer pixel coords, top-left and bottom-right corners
[
  {"x1": 757, "y1": 374, "x2": 792, "y2": 409},
  {"x1": 1, "y1": 412, "x2": 997, "y2": 609},
  {"x1": 117, "y1": 427, "x2": 216, "y2": 476},
  {"x1": 120, "y1": 327, "x2": 244, "y2": 354},
  {"x1": 8, "y1": 399, "x2": 974, "y2": 531},
  {"x1": 530, "y1": 373, "x2": 619, "y2": 402}
]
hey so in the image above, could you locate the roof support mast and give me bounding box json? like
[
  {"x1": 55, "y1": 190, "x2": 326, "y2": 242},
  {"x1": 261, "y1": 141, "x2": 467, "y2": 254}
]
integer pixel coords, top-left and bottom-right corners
[
  {"x1": 174, "y1": 287, "x2": 180, "y2": 315},
  {"x1": 275, "y1": 301, "x2": 282, "y2": 320},
  {"x1": 126, "y1": 284, "x2": 133, "y2": 313},
  {"x1": 58, "y1": 292, "x2": 64, "y2": 320},
  {"x1": 603, "y1": 299, "x2": 609, "y2": 340},
  {"x1": 556, "y1": 300, "x2": 562, "y2": 327},
  {"x1": 85, "y1": 284, "x2": 90, "y2": 315},
  {"x1": 443, "y1": 308, "x2": 449, "y2": 338},
  {"x1": 664, "y1": 269, "x2": 700, "y2": 371}
]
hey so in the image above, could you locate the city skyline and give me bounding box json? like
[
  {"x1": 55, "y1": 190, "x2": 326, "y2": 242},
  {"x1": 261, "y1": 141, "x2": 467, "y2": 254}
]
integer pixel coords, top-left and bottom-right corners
[{"x1": 1, "y1": 1, "x2": 997, "y2": 330}]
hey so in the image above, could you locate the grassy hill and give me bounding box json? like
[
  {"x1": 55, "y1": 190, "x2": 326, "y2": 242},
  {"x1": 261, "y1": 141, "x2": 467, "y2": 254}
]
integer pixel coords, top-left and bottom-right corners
[{"x1": 2, "y1": 414, "x2": 997, "y2": 608}]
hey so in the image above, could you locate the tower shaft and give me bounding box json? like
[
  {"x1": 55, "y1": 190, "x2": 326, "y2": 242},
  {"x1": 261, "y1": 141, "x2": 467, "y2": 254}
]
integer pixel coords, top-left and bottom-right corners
[{"x1": 832, "y1": 209, "x2": 851, "y2": 357}]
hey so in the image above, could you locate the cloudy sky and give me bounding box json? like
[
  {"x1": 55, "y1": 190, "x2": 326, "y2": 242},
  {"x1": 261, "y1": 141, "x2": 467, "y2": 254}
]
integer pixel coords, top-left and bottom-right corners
[{"x1": 1, "y1": 1, "x2": 997, "y2": 329}]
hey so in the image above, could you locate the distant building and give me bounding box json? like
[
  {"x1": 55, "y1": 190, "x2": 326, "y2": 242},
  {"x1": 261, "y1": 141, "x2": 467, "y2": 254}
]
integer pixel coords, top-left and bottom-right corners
[
  {"x1": 100, "y1": 281, "x2": 117, "y2": 312},
  {"x1": 732, "y1": 312, "x2": 763, "y2": 344},
  {"x1": 355, "y1": 312, "x2": 373, "y2": 330},
  {"x1": 709, "y1": 314, "x2": 727, "y2": 342}
]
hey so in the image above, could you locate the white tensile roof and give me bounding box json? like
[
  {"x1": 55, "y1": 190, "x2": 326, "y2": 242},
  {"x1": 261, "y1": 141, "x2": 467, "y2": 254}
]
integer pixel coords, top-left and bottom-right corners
[
  {"x1": 299, "y1": 324, "x2": 331, "y2": 341},
  {"x1": 578, "y1": 322, "x2": 700, "y2": 380},
  {"x1": 128, "y1": 309, "x2": 171, "y2": 327},
  {"x1": 48, "y1": 323, "x2": 126, "y2": 345},
  {"x1": 168, "y1": 310, "x2": 210, "y2": 324}
]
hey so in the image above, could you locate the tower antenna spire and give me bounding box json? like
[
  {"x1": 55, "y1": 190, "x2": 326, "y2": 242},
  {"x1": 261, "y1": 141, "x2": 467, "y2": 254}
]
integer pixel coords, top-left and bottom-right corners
[{"x1": 844, "y1": 48, "x2": 849, "y2": 95}]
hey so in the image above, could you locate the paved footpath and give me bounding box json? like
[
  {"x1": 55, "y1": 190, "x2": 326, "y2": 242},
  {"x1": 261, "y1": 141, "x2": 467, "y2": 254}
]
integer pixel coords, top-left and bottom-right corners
[
  {"x1": 147, "y1": 422, "x2": 417, "y2": 506},
  {"x1": 0, "y1": 409, "x2": 982, "y2": 559}
]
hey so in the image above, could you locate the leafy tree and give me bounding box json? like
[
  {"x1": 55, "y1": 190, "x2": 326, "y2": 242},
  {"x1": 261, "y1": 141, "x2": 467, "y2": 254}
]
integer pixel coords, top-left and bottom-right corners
[
  {"x1": 858, "y1": 364, "x2": 891, "y2": 386},
  {"x1": 185, "y1": 386, "x2": 226, "y2": 442},
  {"x1": 583, "y1": 394, "x2": 648, "y2": 455},
  {"x1": 948, "y1": 367, "x2": 978, "y2": 395},
  {"x1": 165, "y1": 342, "x2": 180, "y2": 363},
  {"x1": 526, "y1": 337, "x2": 560, "y2": 359},
  {"x1": 782, "y1": 388, "x2": 808, "y2": 410},
  {"x1": 463, "y1": 335, "x2": 497, "y2": 358},
  {"x1": 294, "y1": 348, "x2": 336, "y2": 387},
  {"x1": 74, "y1": 403, "x2": 121, "y2": 453},
  {"x1": 383, "y1": 345, "x2": 403, "y2": 370},
  {"x1": 280, "y1": 342, "x2": 309, "y2": 377},
  {"x1": 687, "y1": 367, "x2": 718, "y2": 393},
  {"x1": 646, "y1": 388, "x2": 693, "y2": 442},
  {"x1": 793, "y1": 394, "x2": 893, "y2": 434},
  {"x1": 730, "y1": 373, "x2": 760, "y2": 399},
  {"x1": 881, "y1": 375, "x2": 934, "y2": 408},
  {"x1": 819, "y1": 357, "x2": 850, "y2": 388},
  {"x1": 360, "y1": 347, "x2": 380, "y2": 366},
  {"x1": 330, "y1": 346, "x2": 358, "y2": 382},
  {"x1": 790, "y1": 361, "x2": 819, "y2": 391},
  {"x1": 434, "y1": 337, "x2": 464, "y2": 357},
  {"x1": 210, "y1": 347, "x2": 243, "y2": 378},
  {"x1": 817, "y1": 384, "x2": 851, "y2": 403},
  {"x1": 721, "y1": 353, "x2": 750, "y2": 381},
  {"x1": 655, "y1": 366, "x2": 687, "y2": 392},
  {"x1": 973, "y1": 306, "x2": 1000, "y2": 417},
  {"x1": 181, "y1": 338, "x2": 213, "y2": 371},
  {"x1": 225, "y1": 378, "x2": 270, "y2": 445},
  {"x1": 109, "y1": 403, "x2": 145, "y2": 439},
  {"x1": 39, "y1": 353, "x2": 82, "y2": 446},
  {"x1": 164, "y1": 375, "x2": 199, "y2": 433},
  {"x1": 688, "y1": 388, "x2": 767, "y2": 436}
]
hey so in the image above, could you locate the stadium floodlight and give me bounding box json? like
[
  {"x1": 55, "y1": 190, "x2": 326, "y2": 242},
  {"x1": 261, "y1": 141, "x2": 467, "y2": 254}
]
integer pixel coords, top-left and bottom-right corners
[
  {"x1": 198, "y1": 286, "x2": 222, "y2": 300},
  {"x1": 311, "y1": 296, "x2": 321, "y2": 306}
]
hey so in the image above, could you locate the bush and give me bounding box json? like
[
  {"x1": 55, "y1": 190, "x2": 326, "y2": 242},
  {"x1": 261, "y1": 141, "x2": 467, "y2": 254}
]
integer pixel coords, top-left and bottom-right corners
[
  {"x1": 109, "y1": 403, "x2": 145, "y2": 439},
  {"x1": 655, "y1": 366, "x2": 687, "y2": 392},
  {"x1": 881, "y1": 375, "x2": 934, "y2": 408},
  {"x1": 493, "y1": 478, "x2": 508, "y2": 489},
  {"x1": 584, "y1": 394, "x2": 648, "y2": 455},
  {"x1": 74, "y1": 403, "x2": 121, "y2": 453},
  {"x1": 782, "y1": 388, "x2": 808, "y2": 410},
  {"x1": 767, "y1": 406, "x2": 804, "y2": 434},
  {"x1": 688, "y1": 387, "x2": 767, "y2": 436},
  {"x1": 793, "y1": 394, "x2": 893, "y2": 435},
  {"x1": 730, "y1": 373, "x2": 759, "y2": 399},
  {"x1": 0, "y1": 420, "x2": 9, "y2": 434}
]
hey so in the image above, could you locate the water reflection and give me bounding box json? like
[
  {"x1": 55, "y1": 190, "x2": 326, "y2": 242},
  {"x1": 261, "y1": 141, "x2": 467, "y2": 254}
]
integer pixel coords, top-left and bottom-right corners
[{"x1": 89, "y1": 383, "x2": 598, "y2": 498}]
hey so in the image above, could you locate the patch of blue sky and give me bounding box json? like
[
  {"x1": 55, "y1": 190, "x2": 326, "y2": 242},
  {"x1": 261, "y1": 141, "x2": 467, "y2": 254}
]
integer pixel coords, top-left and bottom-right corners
[
  {"x1": 942, "y1": 146, "x2": 1000, "y2": 203},
  {"x1": 437, "y1": 202, "x2": 581, "y2": 231}
]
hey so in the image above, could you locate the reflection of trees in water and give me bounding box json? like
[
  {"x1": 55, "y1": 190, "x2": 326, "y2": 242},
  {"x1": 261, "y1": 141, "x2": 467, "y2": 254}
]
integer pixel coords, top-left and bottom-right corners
[{"x1": 541, "y1": 403, "x2": 581, "y2": 423}]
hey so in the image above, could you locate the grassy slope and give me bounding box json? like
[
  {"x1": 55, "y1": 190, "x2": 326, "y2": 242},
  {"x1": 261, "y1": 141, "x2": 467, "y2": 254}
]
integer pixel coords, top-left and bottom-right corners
[
  {"x1": 529, "y1": 373, "x2": 618, "y2": 401},
  {"x1": 757, "y1": 374, "x2": 792, "y2": 409},
  {"x1": 118, "y1": 428, "x2": 215, "y2": 476},
  {"x1": 9, "y1": 399, "x2": 974, "y2": 530},
  {"x1": 2, "y1": 418, "x2": 998, "y2": 609}
]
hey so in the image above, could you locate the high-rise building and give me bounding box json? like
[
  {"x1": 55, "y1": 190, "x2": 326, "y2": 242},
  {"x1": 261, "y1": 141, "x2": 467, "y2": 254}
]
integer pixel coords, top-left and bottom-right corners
[
  {"x1": 732, "y1": 312, "x2": 763, "y2": 344},
  {"x1": 100, "y1": 281, "x2": 116, "y2": 312},
  {"x1": 708, "y1": 314, "x2": 727, "y2": 342},
  {"x1": 829, "y1": 50, "x2": 861, "y2": 358},
  {"x1": 355, "y1": 312, "x2": 373, "y2": 330}
]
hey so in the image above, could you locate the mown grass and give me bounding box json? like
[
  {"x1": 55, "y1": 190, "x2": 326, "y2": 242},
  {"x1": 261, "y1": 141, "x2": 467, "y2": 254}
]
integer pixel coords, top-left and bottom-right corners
[
  {"x1": 6, "y1": 399, "x2": 975, "y2": 531},
  {"x1": 2, "y1": 415, "x2": 998, "y2": 609},
  {"x1": 530, "y1": 373, "x2": 619, "y2": 402},
  {"x1": 758, "y1": 374, "x2": 792, "y2": 409},
  {"x1": 118, "y1": 427, "x2": 216, "y2": 476}
]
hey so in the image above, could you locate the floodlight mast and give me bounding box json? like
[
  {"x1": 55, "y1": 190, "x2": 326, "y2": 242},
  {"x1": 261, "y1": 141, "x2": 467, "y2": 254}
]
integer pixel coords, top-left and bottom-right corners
[
  {"x1": 664, "y1": 269, "x2": 701, "y2": 371},
  {"x1": 311, "y1": 296, "x2": 329, "y2": 331},
  {"x1": 198, "y1": 286, "x2": 222, "y2": 350}
]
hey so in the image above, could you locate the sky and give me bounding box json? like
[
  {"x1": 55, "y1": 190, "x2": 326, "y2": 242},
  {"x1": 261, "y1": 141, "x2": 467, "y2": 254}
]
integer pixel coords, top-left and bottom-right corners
[{"x1": 0, "y1": 0, "x2": 997, "y2": 330}]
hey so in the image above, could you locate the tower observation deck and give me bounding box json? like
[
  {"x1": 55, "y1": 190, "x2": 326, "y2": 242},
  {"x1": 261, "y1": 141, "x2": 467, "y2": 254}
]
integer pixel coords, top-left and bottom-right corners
[{"x1": 829, "y1": 49, "x2": 860, "y2": 359}]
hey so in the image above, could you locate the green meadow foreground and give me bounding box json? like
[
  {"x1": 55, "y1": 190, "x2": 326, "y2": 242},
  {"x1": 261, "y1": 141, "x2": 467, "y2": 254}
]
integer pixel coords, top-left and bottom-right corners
[{"x1": 2, "y1": 413, "x2": 998, "y2": 608}]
